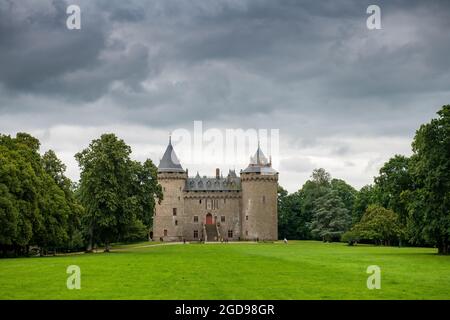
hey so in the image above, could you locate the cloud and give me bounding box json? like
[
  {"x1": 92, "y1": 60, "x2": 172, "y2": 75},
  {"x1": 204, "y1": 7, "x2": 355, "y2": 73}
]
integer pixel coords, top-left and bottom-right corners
[{"x1": 1, "y1": 0, "x2": 450, "y2": 192}]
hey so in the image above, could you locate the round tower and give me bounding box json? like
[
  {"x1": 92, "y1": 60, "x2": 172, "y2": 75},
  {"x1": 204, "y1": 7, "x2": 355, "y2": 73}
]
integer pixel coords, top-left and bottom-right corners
[
  {"x1": 241, "y1": 144, "x2": 278, "y2": 241},
  {"x1": 153, "y1": 137, "x2": 187, "y2": 241}
]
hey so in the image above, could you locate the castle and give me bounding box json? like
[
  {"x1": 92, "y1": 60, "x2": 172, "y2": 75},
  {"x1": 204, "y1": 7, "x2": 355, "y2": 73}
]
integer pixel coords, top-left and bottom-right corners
[{"x1": 153, "y1": 138, "x2": 279, "y2": 242}]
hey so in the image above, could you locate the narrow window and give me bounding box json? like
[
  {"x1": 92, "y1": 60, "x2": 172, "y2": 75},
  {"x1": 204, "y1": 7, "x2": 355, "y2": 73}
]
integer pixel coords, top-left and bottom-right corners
[
  {"x1": 262, "y1": 196, "x2": 266, "y2": 204},
  {"x1": 246, "y1": 230, "x2": 248, "y2": 236},
  {"x1": 221, "y1": 216, "x2": 226, "y2": 222},
  {"x1": 194, "y1": 230, "x2": 199, "y2": 239},
  {"x1": 199, "y1": 199, "x2": 202, "y2": 204},
  {"x1": 175, "y1": 220, "x2": 178, "y2": 226},
  {"x1": 164, "y1": 229, "x2": 168, "y2": 236},
  {"x1": 194, "y1": 216, "x2": 199, "y2": 223},
  {"x1": 246, "y1": 215, "x2": 248, "y2": 221},
  {"x1": 228, "y1": 230, "x2": 233, "y2": 238},
  {"x1": 173, "y1": 208, "x2": 177, "y2": 216}
]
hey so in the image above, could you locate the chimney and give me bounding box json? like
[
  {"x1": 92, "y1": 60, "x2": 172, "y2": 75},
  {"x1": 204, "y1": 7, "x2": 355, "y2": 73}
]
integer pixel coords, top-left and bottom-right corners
[{"x1": 216, "y1": 168, "x2": 220, "y2": 179}]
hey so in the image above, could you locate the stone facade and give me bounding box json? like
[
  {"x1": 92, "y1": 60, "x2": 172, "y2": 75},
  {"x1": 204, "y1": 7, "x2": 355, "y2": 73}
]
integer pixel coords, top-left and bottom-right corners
[{"x1": 152, "y1": 139, "x2": 278, "y2": 242}]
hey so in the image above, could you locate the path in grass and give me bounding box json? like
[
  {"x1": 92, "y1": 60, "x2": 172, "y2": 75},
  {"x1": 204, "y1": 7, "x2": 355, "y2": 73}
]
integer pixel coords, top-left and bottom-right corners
[{"x1": 0, "y1": 241, "x2": 449, "y2": 299}]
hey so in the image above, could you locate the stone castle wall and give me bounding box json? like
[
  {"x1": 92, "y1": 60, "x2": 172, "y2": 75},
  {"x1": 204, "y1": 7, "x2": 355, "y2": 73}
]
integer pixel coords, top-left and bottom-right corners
[
  {"x1": 241, "y1": 173, "x2": 278, "y2": 241},
  {"x1": 153, "y1": 172, "x2": 278, "y2": 242},
  {"x1": 183, "y1": 191, "x2": 241, "y2": 241},
  {"x1": 153, "y1": 172, "x2": 187, "y2": 241}
]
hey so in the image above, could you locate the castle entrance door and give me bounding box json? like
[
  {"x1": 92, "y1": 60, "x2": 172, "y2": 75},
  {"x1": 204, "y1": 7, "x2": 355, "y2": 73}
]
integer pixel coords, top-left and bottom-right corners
[{"x1": 206, "y1": 213, "x2": 213, "y2": 225}]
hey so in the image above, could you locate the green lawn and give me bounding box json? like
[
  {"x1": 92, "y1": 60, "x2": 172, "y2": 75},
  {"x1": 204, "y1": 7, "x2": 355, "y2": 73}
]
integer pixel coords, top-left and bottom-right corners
[{"x1": 0, "y1": 241, "x2": 449, "y2": 300}]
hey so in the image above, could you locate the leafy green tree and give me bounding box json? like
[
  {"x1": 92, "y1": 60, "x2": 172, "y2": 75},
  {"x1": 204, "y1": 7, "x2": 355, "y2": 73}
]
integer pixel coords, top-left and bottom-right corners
[
  {"x1": 42, "y1": 150, "x2": 84, "y2": 251},
  {"x1": 310, "y1": 190, "x2": 351, "y2": 242},
  {"x1": 278, "y1": 187, "x2": 311, "y2": 239},
  {"x1": 0, "y1": 184, "x2": 19, "y2": 250},
  {"x1": 404, "y1": 105, "x2": 450, "y2": 254},
  {"x1": 129, "y1": 159, "x2": 163, "y2": 239},
  {"x1": 76, "y1": 134, "x2": 162, "y2": 251},
  {"x1": 343, "y1": 205, "x2": 404, "y2": 246},
  {"x1": 352, "y1": 185, "x2": 380, "y2": 224},
  {"x1": 374, "y1": 155, "x2": 412, "y2": 222},
  {"x1": 76, "y1": 134, "x2": 135, "y2": 252},
  {"x1": 331, "y1": 178, "x2": 357, "y2": 216},
  {"x1": 0, "y1": 133, "x2": 78, "y2": 255},
  {"x1": 298, "y1": 168, "x2": 332, "y2": 231},
  {"x1": 0, "y1": 134, "x2": 40, "y2": 254}
]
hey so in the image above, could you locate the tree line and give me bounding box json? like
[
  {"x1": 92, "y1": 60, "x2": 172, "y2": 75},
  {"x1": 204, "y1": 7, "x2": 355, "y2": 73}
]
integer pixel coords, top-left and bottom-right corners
[
  {"x1": 0, "y1": 133, "x2": 162, "y2": 256},
  {"x1": 278, "y1": 105, "x2": 450, "y2": 254},
  {"x1": 1, "y1": 105, "x2": 448, "y2": 256}
]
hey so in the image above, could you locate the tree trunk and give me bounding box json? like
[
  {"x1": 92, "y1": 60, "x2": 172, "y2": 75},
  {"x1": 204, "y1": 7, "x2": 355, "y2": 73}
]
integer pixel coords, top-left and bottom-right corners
[
  {"x1": 438, "y1": 242, "x2": 449, "y2": 255},
  {"x1": 86, "y1": 225, "x2": 94, "y2": 253},
  {"x1": 104, "y1": 239, "x2": 110, "y2": 252}
]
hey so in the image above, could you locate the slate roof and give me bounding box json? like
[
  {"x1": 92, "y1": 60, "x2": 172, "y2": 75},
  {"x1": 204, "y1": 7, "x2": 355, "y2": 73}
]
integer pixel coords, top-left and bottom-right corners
[
  {"x1": 242, "y1": 144, "x2": 277, "y2": 175},
  {"x1": 186, "y1": 170, "x2": 241, "y2": 191},
  {"x1": 158, "y1": 137, "x2": 185, "y2": 173}
]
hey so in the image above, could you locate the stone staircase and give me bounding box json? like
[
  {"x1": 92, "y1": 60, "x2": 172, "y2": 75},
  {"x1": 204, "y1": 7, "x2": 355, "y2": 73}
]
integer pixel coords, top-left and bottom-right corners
[{"x1": 205, "y1": 224, "x2": 219, "y2": 242}]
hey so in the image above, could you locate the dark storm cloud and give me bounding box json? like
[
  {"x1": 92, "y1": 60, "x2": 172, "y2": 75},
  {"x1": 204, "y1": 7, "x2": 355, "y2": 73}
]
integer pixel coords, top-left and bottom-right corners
[{"x1": 1, "y1": 0, "x2": 450, "y2": 191}]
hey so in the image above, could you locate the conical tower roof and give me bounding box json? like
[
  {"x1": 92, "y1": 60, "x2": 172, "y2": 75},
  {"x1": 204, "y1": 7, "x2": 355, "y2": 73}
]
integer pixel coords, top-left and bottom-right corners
[
  {"x1": 242, "y1": 142, "x2": 277, "y2": 174},
  {"x1": 158, "y1": 137, "x2": 185, "y2": 173}
]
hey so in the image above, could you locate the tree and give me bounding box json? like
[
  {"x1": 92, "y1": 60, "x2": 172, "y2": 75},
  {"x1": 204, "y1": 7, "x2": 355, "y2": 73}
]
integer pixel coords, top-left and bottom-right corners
[
  {"x1": 343, "y1": 205, "x2": 404, "y2": 246},
  {"x1": 352, "y1": 185, "x2": 380, "y2": 224},
  {"x1": 76, "y1": 134, "x2": 135, "y2": 252},
  {"x1": 278, "y1": 187, "x2": 311, "y2": 240},
  {"x1": 310, "y1": 190, "x2": 352, "y2": 242},
  {"x1": 42, "y1": 150, "x2": 84, "y2": 251},
  {"x1": 129, "y1": 159, "x2": 163, "y2": 239},
  {"x1": 75, "y1": 134, "x2": 162, "y2": 251},
  {"x1": 0, "y1": 133, "x2": 78, "y2": 256},
  {"x1": 374, "y1": 155, "x2": 412, "y2": 222},
  {"x1": 331, "y1": 178, "x2": 357, "y2": 217},
  {"x1": 404, "y1": 105, "x2": 450, "y2": 254},
  {"x1": 298, "y1": 168, "x2": 332, "y2": 232}
]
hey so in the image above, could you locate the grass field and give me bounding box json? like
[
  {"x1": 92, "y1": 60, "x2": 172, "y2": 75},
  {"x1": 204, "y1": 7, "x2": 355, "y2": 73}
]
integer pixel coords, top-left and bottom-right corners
[{"x1": 0, "y1": 241, "x2": 449, "y2": 300}]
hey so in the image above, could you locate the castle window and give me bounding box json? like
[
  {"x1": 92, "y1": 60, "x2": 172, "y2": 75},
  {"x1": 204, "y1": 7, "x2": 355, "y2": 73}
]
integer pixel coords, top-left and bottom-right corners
[
  {"x1": 262, "y1": 196, "x2": 266, "y2": 204},
  {"x1": 194, "y1": 230, "x2": 199, "y2": 239},
  {"x1": 178, "y1": 196, "x2": 180, "y2": 201},
  {"x1": 194, "y1": 216, "x2": 199, "y2": 222},
  {"x1": 228, "y1": 230, "x2": 233, "y2": 238},
  {"x1": 246, "y1": 230, "x2": 248, "y2": 236},
  {"x1": 164, "y1": 229, "x2": 168, "y2": 236},
  {"x1": 175, "y1": 220, "x2": 178, "y2": 226},
  {"x1": 221, "y1": 216, "x2": 225, "y2": 222},
  {"x1": 173, "y1": 208, "x2": 177, "y2": 216},
  {"x1": 224, "y1": 199, "x2": 226, "y2": 204},
  {"x1": 246, "y1": 215, "x2": 248, "y2": 221}
]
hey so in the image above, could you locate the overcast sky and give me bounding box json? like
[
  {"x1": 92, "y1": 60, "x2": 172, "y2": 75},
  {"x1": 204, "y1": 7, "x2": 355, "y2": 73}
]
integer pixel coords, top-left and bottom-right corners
[{"x1": 1, "y1": 0, "x2": 450, "y2": 192}]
